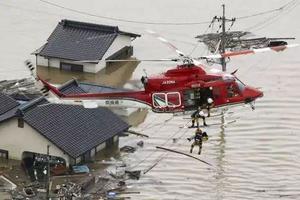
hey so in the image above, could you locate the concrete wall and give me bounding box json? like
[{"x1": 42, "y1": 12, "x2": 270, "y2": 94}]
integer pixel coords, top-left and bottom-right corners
[{"x1": 0, "y1": 118, "x2": 71, "y2": 166}]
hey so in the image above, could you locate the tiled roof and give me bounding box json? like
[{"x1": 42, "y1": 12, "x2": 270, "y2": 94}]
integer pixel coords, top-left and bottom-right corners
[
  {"x1": 23, "y1": 104, "x2": 129, "y2": 158},
  {"x1": 37, "y1": 19, "x2": 140, "y2": 62},
  {"x1": 0, "y1": 93, "x2": 19, "y2": 115}
]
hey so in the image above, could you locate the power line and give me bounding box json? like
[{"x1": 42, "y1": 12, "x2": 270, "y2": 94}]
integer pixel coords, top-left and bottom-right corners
[
  {"x1": 38, "y1": 0, "x2": 211, "y2": 26},
  {"x1": 244, "y1": 0, "x2": 300, "y2": 31},
  {"x1": 38, "y1": 0, "x2": 297, "y2": 26},
  {"x1": 236, "y1": 0, "x2": 298, "y2": 20}
]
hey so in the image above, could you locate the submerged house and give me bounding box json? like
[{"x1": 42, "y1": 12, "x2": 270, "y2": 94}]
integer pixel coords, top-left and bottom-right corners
[
  {"x1": 33, "y1": 19, "x2": 140, "y2": 73},
  {"x1": 0, "y1": 93, "x2": 129, "y2": 166}
]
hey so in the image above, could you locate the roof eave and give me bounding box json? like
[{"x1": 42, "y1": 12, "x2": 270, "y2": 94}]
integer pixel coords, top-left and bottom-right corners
[{"x1": 119, "y1": 31, "x2": 141, "y2": 38}]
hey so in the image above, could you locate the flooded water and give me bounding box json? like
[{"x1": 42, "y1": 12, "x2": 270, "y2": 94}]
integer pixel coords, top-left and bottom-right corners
[{"x1": 1, "y1": 0, "x2": 300, "y2": 199}]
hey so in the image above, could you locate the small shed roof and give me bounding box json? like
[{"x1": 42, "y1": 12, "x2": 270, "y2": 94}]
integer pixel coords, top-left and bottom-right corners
[{"x1": 36, "y1": 19, "x2": 140, "y2": 62}]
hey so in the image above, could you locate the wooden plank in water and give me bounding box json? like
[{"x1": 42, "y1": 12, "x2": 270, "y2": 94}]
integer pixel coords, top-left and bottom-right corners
[{"x1": 156, "y1": 146, "x2": 212, "y2": 166}]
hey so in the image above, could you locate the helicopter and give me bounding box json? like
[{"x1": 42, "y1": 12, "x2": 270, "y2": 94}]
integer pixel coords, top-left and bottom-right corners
[{"x1": 32, "y1": 32, "x2": 298, "y2": 114}]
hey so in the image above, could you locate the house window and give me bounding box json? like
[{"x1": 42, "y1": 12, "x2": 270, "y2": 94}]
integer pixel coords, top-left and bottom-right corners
[{"x1": 60, "y1": 62, "x2": 83, "y2": 72}]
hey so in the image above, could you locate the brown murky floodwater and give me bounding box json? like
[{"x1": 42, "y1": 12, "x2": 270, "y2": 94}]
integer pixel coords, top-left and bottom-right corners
[{"x1": 1, "y1": 0, "x2": 300, "y2": 199}]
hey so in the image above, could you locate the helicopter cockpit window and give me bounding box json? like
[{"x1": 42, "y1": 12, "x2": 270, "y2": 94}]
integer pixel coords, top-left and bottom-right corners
[
  {"x1": 222, "y1": 74, "x2": 235, "y2": 82},
  {"x1": 235, "y1": 78, "x2": 245, "y2": 92}
]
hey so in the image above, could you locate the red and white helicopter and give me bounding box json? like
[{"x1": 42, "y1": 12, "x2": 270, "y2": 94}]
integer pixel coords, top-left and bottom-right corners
[{"x1": 31, "y1": 32, "x2": 298, "y2": 114}]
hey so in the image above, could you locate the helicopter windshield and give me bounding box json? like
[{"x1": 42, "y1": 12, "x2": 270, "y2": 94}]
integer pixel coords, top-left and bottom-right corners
[
  {"x1": 222, "y1": 74, "x2": 235, "y2": 82},
  {"x1": 235, "y1": 77, "x2": 246, "y2": 92}
]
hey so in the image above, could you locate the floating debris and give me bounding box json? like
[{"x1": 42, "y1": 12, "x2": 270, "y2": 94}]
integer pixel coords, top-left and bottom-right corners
[
  {"x1": 125, "y1": 170, "x2": 141, "y2": 180},
  {"x1": 136, "y1": 141, "x2": 144, "y2": 147},
  {"x1": 0, "y1": 78, "x2": 42, "y2": 100},
  {"x1": 71, "y1": 165, "x2": 90, "y2": 174},
  {"x1": 120, "y1": 146, "x2": 136, "y2": 153},
  {"x1": 126, "y1": 130, "x2": 149, "y2": 138}
]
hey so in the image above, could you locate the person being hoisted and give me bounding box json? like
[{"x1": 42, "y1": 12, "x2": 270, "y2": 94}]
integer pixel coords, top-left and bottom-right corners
[
  {"x1": 190, "y1": 107, "x2": 207, "y2": 128},
  {"x1": 188, "y1": 128, "x2": 208, "y2": 155}
]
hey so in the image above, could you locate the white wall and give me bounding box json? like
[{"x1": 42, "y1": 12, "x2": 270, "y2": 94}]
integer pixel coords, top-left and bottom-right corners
[
  {"x1": 89, "y1": 34, "x2": 132, "y2": 73},
  {"x1": 103, "y1": 35, "x2": 132, "y2": 60},
  {"x1": 113, "y1": 135, "x2": 119, "y2": 143},
  {"x1": 86, "y1": 62, "x2": 104, "y2": 73},
  {"x1": 37, "y1": 57, "x2": 100, "y2": 73},
  {"x1": 90, "y1": 148, "x2": 96, "y2": 158},
  {"x1": 96, "y1": 143, "x2": 106, "y2": 152},
  {"x1": 48, "y1": 58, "x2": 60, "y2": 68},
  {"x1": 0, "y1": 119, "x2": 71, "y2": 166},
  {"x1": 36, "y1": 55, "x2": 48, "y2": 66}
]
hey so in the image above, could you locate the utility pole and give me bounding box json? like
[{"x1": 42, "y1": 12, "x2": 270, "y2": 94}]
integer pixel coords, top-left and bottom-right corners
[
  {"x1": 215, "y1": 4, "x2": 235, "y2": 72},
  {"x1": 221, "y1": 4, "x2": 226, "y2": 72}
]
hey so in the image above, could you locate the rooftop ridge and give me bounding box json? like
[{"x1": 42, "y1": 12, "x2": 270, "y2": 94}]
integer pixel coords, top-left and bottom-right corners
[
  {"x1": 18, "y1": 96, "x2": 49, "y2": 113},
  {"x1": 60, "y1": 19, "x2": 119, "y2": 33}
]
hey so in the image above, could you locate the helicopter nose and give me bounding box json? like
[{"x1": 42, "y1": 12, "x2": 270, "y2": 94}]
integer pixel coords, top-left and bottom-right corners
[{"x1": 244, "y1": 86, "x2": 263, "y2": 102}]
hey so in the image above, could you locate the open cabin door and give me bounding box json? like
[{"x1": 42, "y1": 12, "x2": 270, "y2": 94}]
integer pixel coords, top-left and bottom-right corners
[
  {"x1": 152, "y1": 92, "x2": 181, "y2": 112},
  {"x1": 183, "y1": 87, "x2": 213, "y2": 111}
]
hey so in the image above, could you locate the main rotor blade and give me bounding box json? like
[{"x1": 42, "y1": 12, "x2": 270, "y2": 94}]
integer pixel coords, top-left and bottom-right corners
[
  {"x1": 200, "y1": 43, "x2": 299, "y2": 59},
  {"x1": 71, "y1": 58, "x2": 180, "y2": 63},
  {"x1": 146, "y1": 30, "x2": 186, "y2": 57},
  {"x1": 105, "y1": 58, "x2": 179, "y2": 62}
]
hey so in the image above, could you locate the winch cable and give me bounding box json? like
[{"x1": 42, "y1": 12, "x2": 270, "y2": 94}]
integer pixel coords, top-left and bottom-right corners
[
  {"x1": 143, "y1": 127, "x2": 191, "y2": 174},
  {"x1": 128, "y1": 118, "x2": 192, "y2": 171}
]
